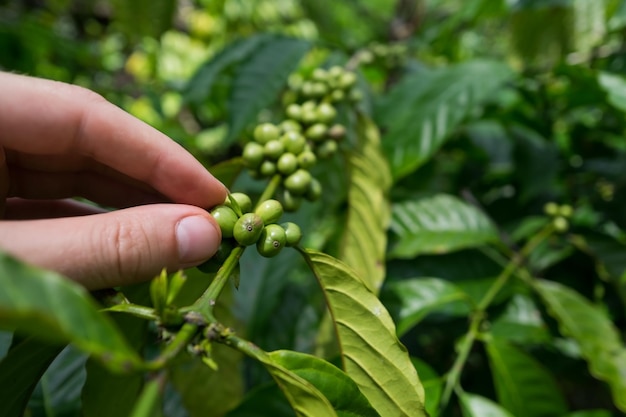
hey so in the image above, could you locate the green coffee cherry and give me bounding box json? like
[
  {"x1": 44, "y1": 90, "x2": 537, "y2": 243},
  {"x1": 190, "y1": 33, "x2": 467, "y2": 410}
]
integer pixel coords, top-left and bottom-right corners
[
  {"x1": 305, "y1": 123, "x2": 328, "y2": 141},
  {"x1": 226, "y1": 192, "x2": 252, "y2": 214},
  {"x1": 330, "y1": 89, "x2": 345, "y2": 102},
  {"x1": 544, "y1": 202, "x2": 559, "y2": 216},
  {"x1": 280, "y1": 119, "x2": 302, "y2": 133},
  {"x1": 254, "y1": 123, "x2": 280, "y2": 144},
  {"x1": 553, "y1": 216, "x2": 569, "y2": 233},
  {"x1": 256, "y1": 224, "x2": 287, "y2": 258},
  {"x1": 233, "y1": 213, "x2": 264, "y2": 246},
  {"x1": 243, "y1": 142, "x2": 265, "y2": 168},
  {"x1": 264, "y1": 140, "x2": 285, "y2": 160},
  {"x1": 255, "y1": 199, "x2": 284, "y2": 224},
  {"x1": 312, "y1": 68, "x2": 328, "y2": 82},
  {"x1": 277, "y1": 153, "x2": 298, "y2": 175},
  {"x1": 306, "y1": 178, "x2": 322, "y2": 201},
  {"x1": 259, "y1": 160, "x2": 277, "y2": 177},
  {"x1": 210, "y1": 205, "x2": 238, "y2": 238},
  {"x1": 328, "y1": 124, "x2": 346, "y2": 140},
  {"x1": 316, "y1": 103, "x2": 337, "y2": 123},
  {"x1": 338, "y1": 72, "x2": 357, "y2": 89},
  {"x1": 197, "y1": 239, "x2": 235, "y2": 273},
  {"x1": 281, "y1": 222, "x2": 302, "y2": 247},
  {"x1": 311, "y1": 82, "x2": 328, "y2": 97},
  {"x1": 280, "y1": 189, "x2": 302, "y2": 212},
  {"x1": 297, "y1": 150, "x2": 317, "y2": 169},
  {"x1": 328, "y1": 66, "x2": 343, "y2": 79},
  {"x1": 286, "y1": 104, "x2": 302, "y2": 120},
  {"x1": 281, "y1": 131, "x2": 306, "y2": 154},
  {"x1": 559, "y1": 205, "x2": 573, "y2": 218},
  {"x1": 285, "y1": 169, "x2": 312, "y2": 196},
  {"x1": 316, "y1": 139, "x2": 338, "y2": 158}
]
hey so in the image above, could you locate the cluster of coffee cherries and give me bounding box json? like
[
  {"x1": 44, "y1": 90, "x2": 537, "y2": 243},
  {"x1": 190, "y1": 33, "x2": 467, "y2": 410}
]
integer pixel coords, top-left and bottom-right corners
[
  {"x1": 543, "y1": 202, "x2": 573, "y2": 233},
  {"x1": 241, "y1": 66, "x2": 359, "y2": 211},
  {"x1": 199, "y1": 193, "x2": 302, "y2": 272},
  {"x1": 357, "y1": 42, "x2": 408, "y2": 69}
]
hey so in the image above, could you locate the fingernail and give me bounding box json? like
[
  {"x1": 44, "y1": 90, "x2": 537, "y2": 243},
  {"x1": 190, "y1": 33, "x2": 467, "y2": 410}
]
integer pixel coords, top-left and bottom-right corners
[{"x1": 176, "y1": 216, "x2": 220, "y2": 265}]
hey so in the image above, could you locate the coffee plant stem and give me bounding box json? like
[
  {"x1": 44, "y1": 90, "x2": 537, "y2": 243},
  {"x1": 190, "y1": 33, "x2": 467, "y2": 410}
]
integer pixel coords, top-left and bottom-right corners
[
  {"x1": 129, "y1": 371, "x2": 165, "y2": 417},
  {"x1": 440, "y1": 223, "x2": 556, "y2": 411},
  {"x1": 145, "y1": 322, "x2": 200, "y2": 370},
  {"x1": 255, "y1": 174, "x2": 282, "y2": 210},
  {"x1": 189, "y1": 245, "x2": 245, "y2": 321}
]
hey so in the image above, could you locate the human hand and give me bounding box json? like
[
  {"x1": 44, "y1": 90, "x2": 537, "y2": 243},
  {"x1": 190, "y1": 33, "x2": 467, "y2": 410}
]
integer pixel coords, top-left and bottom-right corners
[{"x1": 0, "y1": 72, "x2": 227, "y2": 289}]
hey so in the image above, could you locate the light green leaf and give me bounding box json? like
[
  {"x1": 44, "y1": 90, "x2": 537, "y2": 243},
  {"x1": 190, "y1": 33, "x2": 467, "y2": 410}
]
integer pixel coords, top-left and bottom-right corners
[
  {"x1": 184, "y1": 34, "x2": 273, "y2": 104},
  {"x1": 598, "y1": 72, "x2": 626, "y2": 112},
  {"x1": 340, "y1": 114, "x2": 391, "y2": 293},
  {"x1": 375, "y1": 60, "x2": 513, "y2": 180},
  {"x1": 0, "y1": 252, "x2": 142, "y2": 372},
  {"x1": 389, "y1": 194, "x2": 499, "y2": 258},
  {"x1": 459, "y1": 392, "x2": 515, "y2": 417},
  {"x1": 381, "y1": 278, "x2": 471, "y2": 337},
  {"x1": 227, "y1": 36, "x2": 311, "y2": 143},
  {"x1": 0, "y1": 337, "x2": 63, "y2": 417},
  {"x1": 302, "y1": 250, "x2": 427, "y2": 417},
  {"x1": 485, "y1": 338, "x2": 568, "y2": 417},
  {"x1": 534, "y1": 280, "x2": 626, "y2": 412},
  {"x1": 270, "y1": 350, "x2": 380, "y2": 417}
]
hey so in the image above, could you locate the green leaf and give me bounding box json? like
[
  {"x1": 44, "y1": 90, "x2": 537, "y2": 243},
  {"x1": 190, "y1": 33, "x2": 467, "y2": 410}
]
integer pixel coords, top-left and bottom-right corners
[
  {"x1": 534, "y1": 279, "x2": 626, "y2": 412},
  {"x1": 184, "y1": 34, "x2": 272, "y2": 104},
  {"x1": 257, "y1": 350, "x2": 338, "y2": 417},
  {"x1": 375, "y1": 60, "x2": 513, "y2": 180},
  {"x1": 381, "y1": 278, "x2": 471, "y2": 337},
  {"x1": 411, "y1": 357, "x2": 442, "y2": 417},
  {"x1": 226, "y1": 383, "x2": 295, "y2": 417},
  {"x1": 0, "y1": 337, "x2": 63, "y2": 417},
  {"x1": 566, "y1": 411, "x2": 613, "y2": 417},
  {"x1": 485, "y1": 338, "x2": 568, "y2": 417},
  {"x1": 339, "y1": 114, "x2": 391, "y2": 293},
  {"x1": 269, "y1": 350, "x2": 380, "y2": 417},
  {"x1": 302, "y1": 250, "x2": 427, "y2": 417},
  {"x1": 226, "y1": 36, "x2": 311, "y2": 143},
  {"x1": 389, "y1": 194, "x2": 499, "y2": 258},
  {"x1": 459, "y1": 392, "x2": 515, "y2": 417},
  {"x1": 0, "y1": 252, "x2": 141, "y2": 372},
  {"x1": 490, "y1": 294, "x2": 550, "y2": 345},
  {"x1": 598, "y1": 72, "x2": 626, "y2": 112},
  {"x1": 110, "y1": 0, "x2": 176, "y2": 40}
]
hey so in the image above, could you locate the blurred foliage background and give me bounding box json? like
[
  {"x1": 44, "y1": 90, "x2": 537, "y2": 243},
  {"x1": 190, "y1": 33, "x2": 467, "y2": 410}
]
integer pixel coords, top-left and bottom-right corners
[{"x1": 1, "y1": 0, "x2": 626, "y2": 416}]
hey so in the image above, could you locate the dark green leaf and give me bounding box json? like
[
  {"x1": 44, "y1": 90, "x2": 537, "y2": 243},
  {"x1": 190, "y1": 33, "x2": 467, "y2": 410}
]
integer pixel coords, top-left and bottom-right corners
[
  {"x1": 376, "y1": 60, "x2": 513, "y2": 180},
  {"x1": 565, "y1": 411, "x2": 613, "y2": 417},
  {"x1": 184, "y1": 35, "x2": 272, "y2": 104},
  {"x1": 0, "y1": 337, "x2": 62, "y2": 417},
  {"x1": 485, "y1": 338, "x2": 568, "y2": 417},
  {"x1": 534, "y1": 280, "x2": 626, "y2": 412},
  {"x1": 381, "y1": 278, "x2": 470, "y2": 337},
  {"x1": 110, "y1": 0, "x2": 176, "y2": 39},
  {"x1": 460, "y1": 392, "x2": 515, "y2": 417},
  {"x1": 490, "y1": 294, "x2": 550, "y2": 345},
  {"x1": 208, "y1": 157, "x2": 246, "y2": 190},
  {"x1": 270, "y1": 350, "x2": 380, "y2": 417},
  {"x1": 389, "y1": 194, "x2": 499, "y2": 258},
  {"x1": 302, "y1": 250, "x2": 427, "y2": 417},
  {"x1": 227, "y1": 36, "x2": 311, "y2": 143},
  {"x1": 340, "y1": 114, "x2": 391, "y2": 293},
  {"x1": 226, "y1": 383, "x2": 295, "y2": 417},
  {"x1": 0, "y1": 252, "x2": 141, "y2": 372}
]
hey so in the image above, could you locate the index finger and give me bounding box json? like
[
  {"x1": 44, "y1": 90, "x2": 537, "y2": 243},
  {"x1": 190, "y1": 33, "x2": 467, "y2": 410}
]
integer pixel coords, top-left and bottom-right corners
[{"x1": 0, "y1": 72, "x2": 227, "y2": 208}]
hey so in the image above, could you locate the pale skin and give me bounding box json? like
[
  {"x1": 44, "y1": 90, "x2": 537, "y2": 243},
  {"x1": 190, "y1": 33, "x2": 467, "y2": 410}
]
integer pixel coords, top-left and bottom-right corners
[{"x1": 0, "y1": 72, "x2": 227, "y2": 289}]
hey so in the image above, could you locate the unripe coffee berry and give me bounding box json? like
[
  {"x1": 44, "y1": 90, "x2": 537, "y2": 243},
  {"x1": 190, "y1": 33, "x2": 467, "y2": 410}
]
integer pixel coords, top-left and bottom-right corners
[
  {"x1": 543, "y1": 202, "x2": 559, "y2": 216},
  {"x1": 338, "y1": 72, "x2": 357, "y2": 89},
  {"x1": 243, "y1": 142, "x2": 265, "y2": 168},
  {"x1": 254, "y1": 123, "x2": 280, "y2": 144},
  {"x1": 279, "y1": 119, "x2": 302, "y2": 133},
  {"x1": 255, "y1": 199, "x2": 284, "y2": 224},
  {"x1": 316, "y1": 139, "x2": 338, "y2": 158},
  {"x1": 280, "y1": 189, "x2": 302, "y2": 212},
  {"x1": 553, "y1": 216, "x2": 569, "y2": 233},
  {"x1": 285, "y1": 169, "x2": 312, "y2": 196},
  {"x1": 210, "y1": 205, "x2": 239, "y2": 238},
  {"x1": 316, "y1": 103, "x2": 337, "y2": 123},
  {"x1": 256, "y1": 224, "x2": 287, "y2": 258},
  {"x1": 306, "y1": 178, "x2": 322, "y2": 201},
  {"x1": 226, "y1": 192, "x2": 252, "y2": 214},
  {"x1": 328, "y1": 124, "x2": 346, "y2": 140},
  {"x1": 286, "y1": 104, "x2": 302, "y2": 120},
  {"x1": 264, "y1": 140, "x2": 285, "y2": 160},
  {"x1": 233, "y1": 213, "x2": 264, "y2": 246},
  {"x1": 281, "y1": 222, "x2": 302, "y2": 247},
  {"x1": 297, "y1": 150, "x2": 317, "y2": 169},
  {"x1": 312, "y1": 68, "x2": 328, "y2": 82},
  {"x1": 281, "y1": 131, "x2": 306, "y2": 154},
  {"x1": 259, "y1": 160, "x2": 277, "y2": 177},
  {"x1": 277, "y1": 153, "x2": 298, "y2": 175},
  {"x1": 305, "y1": 123, "x2": 328, "y2": 141}
]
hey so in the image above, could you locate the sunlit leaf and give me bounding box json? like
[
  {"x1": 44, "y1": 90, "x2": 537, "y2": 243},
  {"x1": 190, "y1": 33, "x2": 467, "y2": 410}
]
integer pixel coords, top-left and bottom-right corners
[
  {"x1": 375, "y1": 60, "x2": 513, "y2": 180},
  {"x1": 389, "y1": 194, "x2": 499, "y2": 258},
  {"x1": 302, "y1": 250, "x2": 427, "y2": 417},
  {"x1": 0, "y1": 337, "x2": 63, "y2": 417},
  {"x1": 486, "y1": 338, "x2": 568, "y2": 417},
  {"x1": 227, "y1": 36, "x2": 311, "y2": 143},
  {"x1": 534, "y1": 280, "x2": 626, "y2": 412},
  {"x1": 381, "y1": 277, "x2": 470, "y2": 337},
  {"x1": 0, "y1": 252, "x2": 141, "y2": 372},
  {"x1": 270, "y1": 350, "x2": 379, "y2": 417},
  {"x1": 340, "y1": 114, "x2": 391, "y2": 293},
  {"x1": 460, "y1": 392, "x2": 515, "y2": 417}
]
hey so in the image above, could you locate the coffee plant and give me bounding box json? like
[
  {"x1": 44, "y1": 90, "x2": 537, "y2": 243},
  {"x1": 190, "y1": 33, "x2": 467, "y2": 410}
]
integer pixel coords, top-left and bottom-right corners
[{"x1": 1, "y1": 1, "x2": 626, "y2": 416}]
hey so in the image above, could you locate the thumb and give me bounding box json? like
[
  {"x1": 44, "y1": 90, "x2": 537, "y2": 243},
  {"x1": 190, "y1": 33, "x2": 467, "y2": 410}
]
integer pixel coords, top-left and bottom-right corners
[{"x1": 0, "y1": 204, "x2": 221, "y2": 289}]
